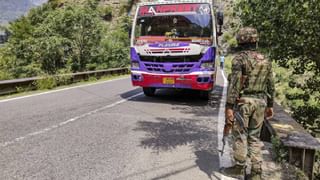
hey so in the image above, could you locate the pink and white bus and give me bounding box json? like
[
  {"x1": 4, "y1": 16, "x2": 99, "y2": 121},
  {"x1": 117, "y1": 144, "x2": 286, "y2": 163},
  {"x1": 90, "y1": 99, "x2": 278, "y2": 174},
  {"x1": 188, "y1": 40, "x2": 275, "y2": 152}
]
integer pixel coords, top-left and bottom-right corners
[{"x1": 130, "y1": 0, "x2": 223, "y2": 98}]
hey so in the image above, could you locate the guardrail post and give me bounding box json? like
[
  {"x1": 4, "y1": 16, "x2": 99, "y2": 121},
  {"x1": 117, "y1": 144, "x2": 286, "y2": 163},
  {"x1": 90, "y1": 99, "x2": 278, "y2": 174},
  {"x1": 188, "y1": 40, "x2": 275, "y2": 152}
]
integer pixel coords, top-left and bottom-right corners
[
  {"x1": 260, "y1": 103, "x2": 320, "y2": 180},
  {"x1": 288, "y1": 147, "x2": 315, "y2": 179}
]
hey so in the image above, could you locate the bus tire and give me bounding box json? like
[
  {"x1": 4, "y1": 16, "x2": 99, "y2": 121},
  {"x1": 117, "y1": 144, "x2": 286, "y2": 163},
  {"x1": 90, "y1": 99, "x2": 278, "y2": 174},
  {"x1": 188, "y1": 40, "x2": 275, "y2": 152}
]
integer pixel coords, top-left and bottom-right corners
[
  {"x1": 143, "y1": 87, "x2": 156, "y2": 97},
  {"x1": 200, "y1": 90, "x2": 212, "y2": 100}
]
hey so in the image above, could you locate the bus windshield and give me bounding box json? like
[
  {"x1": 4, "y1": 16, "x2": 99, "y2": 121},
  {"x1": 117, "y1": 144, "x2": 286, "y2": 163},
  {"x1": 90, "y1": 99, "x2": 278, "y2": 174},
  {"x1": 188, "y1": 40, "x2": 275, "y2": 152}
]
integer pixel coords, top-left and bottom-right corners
[{"x1": 134, "y1": 3, "x2": 213, "y2": 44}]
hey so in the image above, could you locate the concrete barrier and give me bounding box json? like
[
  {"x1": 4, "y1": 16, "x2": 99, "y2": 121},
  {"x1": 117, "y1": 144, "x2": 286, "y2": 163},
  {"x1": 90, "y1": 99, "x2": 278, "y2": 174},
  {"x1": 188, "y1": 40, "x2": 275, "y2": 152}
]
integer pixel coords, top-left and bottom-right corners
[{"x1": 261, "y1": 103, "x2": 320, "y2": 179}]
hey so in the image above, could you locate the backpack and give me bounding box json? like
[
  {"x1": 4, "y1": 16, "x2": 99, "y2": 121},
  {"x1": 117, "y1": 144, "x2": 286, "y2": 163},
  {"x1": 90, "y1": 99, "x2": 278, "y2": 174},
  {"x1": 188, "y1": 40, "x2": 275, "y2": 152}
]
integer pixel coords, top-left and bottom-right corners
[{"x1": 240, "y1": 51, "x2": 271, "y2": 94}]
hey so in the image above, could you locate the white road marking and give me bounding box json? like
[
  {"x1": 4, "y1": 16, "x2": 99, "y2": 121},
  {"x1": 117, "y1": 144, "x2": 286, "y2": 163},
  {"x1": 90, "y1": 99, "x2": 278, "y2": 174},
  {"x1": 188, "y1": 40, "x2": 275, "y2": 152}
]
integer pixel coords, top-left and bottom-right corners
[
  {"x1": 0, "y1": 92, "x2": 143, "y2": 148},
  {"x1": 0, "y1": 76, "x2": 129, "y2": 103},
  {"x1": 217, "y1": 69, "x2": 235, "y2": 179},
  {"x1": 221, "y1": 70, "x2": 227, "y2": 83}
]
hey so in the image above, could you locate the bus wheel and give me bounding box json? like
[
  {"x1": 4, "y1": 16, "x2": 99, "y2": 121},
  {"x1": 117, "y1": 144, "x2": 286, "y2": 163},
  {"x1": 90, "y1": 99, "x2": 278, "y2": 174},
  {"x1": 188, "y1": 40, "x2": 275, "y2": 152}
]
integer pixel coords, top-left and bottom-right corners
[
  {"x1": 143, "y1": 87, "x2": 156, "y2": 97},
  {"x1": 200, "y1": 90, "x2": 211, "y2": 100}
]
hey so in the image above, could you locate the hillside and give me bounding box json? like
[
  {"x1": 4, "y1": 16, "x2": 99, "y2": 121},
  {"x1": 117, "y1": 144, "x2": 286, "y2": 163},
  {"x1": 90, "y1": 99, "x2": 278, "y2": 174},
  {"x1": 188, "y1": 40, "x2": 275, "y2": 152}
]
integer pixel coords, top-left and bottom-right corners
[{"x1": 0, "y1": 0, "x2": 135, "y2": 80}]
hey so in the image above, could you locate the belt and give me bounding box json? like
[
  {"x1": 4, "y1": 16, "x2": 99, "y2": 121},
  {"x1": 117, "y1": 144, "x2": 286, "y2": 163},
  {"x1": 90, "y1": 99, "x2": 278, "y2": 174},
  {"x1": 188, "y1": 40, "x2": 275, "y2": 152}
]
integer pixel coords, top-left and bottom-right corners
[{"x1": 240, "y1": 93, "x2": 266, "y2": 99}]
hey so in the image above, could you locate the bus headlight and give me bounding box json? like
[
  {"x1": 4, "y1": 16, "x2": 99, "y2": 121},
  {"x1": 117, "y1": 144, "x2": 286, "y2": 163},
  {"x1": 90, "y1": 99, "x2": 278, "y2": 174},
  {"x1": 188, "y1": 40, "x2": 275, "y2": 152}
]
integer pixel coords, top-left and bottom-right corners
[
  {"x1": 199, "y1": 40, "x2": 212, "y2": 46},
  {"x1": 131, "y1": 62, "x2": 140, "y2": 69},
  {"x1": 201, "y1": 62, "x2": 213, "y2": 69}
]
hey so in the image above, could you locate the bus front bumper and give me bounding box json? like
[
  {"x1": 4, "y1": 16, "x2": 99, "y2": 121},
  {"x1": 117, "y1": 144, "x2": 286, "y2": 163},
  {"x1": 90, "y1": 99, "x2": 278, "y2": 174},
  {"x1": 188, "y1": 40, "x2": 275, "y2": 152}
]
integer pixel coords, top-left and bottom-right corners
[{"x1": 131, "y1": 70, "x2": 215, "y2": 91}]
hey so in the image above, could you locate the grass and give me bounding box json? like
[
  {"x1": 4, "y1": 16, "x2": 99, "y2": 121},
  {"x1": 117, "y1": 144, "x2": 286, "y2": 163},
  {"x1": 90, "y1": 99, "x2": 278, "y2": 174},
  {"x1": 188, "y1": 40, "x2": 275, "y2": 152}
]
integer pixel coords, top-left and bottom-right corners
[
  {"x1": 223, "y1": 55, "x2": 233, "y2": 75},
  {"x1": 0, "y1": 74, "x2": 130, "y2": 101},
  {"x1": 271, "y1": 136, "x2": 288, "y2": 163}
]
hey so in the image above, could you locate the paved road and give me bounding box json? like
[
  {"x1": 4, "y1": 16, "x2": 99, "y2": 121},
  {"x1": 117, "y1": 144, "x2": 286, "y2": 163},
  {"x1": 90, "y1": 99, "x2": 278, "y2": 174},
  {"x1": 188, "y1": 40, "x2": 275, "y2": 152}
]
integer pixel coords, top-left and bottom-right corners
[{"x1": 0, "y1": 70, "x2": 232, "y2": 180}]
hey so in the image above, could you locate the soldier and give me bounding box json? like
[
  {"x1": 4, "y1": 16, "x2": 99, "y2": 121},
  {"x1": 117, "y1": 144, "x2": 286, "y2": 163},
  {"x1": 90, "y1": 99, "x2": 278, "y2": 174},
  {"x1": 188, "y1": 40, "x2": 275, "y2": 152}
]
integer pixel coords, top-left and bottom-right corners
[{"x1": 221, "y1": 27, "x2": 275, "y2": 180}]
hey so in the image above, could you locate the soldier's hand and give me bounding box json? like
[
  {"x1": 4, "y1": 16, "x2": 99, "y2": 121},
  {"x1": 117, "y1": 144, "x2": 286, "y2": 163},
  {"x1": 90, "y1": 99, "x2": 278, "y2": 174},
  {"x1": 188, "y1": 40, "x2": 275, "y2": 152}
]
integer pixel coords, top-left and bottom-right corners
[
  {"x1": 223, "y1": 125, "x2": 232, "y2": 137},
  {"x1": 225, "y1": 108, "x2": 234, "y2": 125},
  {"x1": 265, "y1": 107, "x2": 274, "y2": 120}
]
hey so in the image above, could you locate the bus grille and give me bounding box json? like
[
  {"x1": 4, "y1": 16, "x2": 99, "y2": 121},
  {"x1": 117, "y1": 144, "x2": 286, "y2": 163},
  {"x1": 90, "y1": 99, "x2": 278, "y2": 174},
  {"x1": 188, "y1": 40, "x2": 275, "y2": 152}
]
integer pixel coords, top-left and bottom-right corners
[
  {"x1": 144, "y1": 63, "x2": 195, "y2": 73},
  {"x1": 139, "y1": 55, "x2": 202, "y2": 63}
]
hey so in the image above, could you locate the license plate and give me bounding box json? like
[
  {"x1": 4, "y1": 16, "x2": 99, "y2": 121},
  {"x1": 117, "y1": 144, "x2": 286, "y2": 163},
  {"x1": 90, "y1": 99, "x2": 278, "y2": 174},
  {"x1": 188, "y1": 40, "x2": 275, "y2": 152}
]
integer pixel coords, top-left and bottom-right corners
[{"x1": 162, "y1": 77, "x2": 175, "y2": 84}]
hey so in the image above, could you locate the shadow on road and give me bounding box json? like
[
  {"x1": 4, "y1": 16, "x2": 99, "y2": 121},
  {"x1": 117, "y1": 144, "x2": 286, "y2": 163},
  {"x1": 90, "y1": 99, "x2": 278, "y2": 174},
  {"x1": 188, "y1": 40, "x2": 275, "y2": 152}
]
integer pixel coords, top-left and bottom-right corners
[
  {"x1": 122, "y1": 85, "x2": 224, "y2": 118},
  {"x1": 133, "y1": 117, "x2": 220, "y2": 178},
  {"x1": 134, "y1": 117, "x2": 217, "y2": 151},
  {"x1": 120, "y1": 85, "x2": 224, "y2": 178},
  {"x1": 122, "y1": 88, "x2": 207, "y2": 104},
  {"x1": 209, "y1": 85, "x2": 224, "y2": 109},
  {"x1": 119, "y1": 88, "x2": 142, "y2": 99},
  {"x1": 195, "y1": 151, "x2": 220, "y2": 179},
  {"x1": 113, "y1": 159, "x2": 195, "y2": 180}
]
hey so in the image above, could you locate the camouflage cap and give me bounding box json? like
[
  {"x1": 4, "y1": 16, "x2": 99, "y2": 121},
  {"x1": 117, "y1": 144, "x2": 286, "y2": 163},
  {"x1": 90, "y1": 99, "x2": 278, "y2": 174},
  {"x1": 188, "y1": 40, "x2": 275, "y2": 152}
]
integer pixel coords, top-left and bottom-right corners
[{"x1": 236, "y1": 27, "x2": 258, "y2": 44}]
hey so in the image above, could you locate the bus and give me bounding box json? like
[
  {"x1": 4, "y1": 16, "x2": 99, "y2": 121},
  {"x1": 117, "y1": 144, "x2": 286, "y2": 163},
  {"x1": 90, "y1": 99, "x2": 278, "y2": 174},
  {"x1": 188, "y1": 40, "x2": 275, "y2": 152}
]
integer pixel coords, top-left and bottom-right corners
[{"x1": 130, "y1": 0, "x2": 223, "y2": 98}]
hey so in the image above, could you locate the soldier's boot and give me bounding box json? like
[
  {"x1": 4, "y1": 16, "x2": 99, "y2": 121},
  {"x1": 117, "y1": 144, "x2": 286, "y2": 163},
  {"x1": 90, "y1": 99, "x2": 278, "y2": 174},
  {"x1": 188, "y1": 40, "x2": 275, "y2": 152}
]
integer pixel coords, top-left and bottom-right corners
[
  {"x1": 220, "y1": 164, "x2": 245, "y2": 179},
  {"x1": 247, "y1": 167, "x2": 262, "y2": 180},
  {"x1": 247, "y1": 172, "x2": 262, "y2": 180}
]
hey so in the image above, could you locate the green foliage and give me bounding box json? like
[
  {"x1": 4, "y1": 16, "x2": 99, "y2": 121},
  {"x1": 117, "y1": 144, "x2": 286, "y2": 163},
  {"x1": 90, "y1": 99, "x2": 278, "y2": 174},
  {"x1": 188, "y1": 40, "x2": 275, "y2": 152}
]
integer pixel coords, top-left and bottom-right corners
[
  {"x1": 15, "y1": 84, "x2": 34, "y2": 93},
  {"x1": 119, "y1": 0, "x2": 134, "y2": 15},
  {"x1": 35, "y1": 76, "x2": 57, "y2": 90},
  {"x1": 235, "y1": 0, "x2": 320, "y2": 74},
  {"x1": 96, "y1": 15, "x2": 131, "y2": 69},
  {"x1": 222, "y1": 32, "x2": 232, "y2": 42},
  {"x1": 219, "y1": 1, "x2": 241, "y2": 53},
  {"x1": 222, "y1": 31, "x2": 237, "y2": 49},
  {"x1": 88, "y1": 76, "x2": 97, "y2": 82},
  {"x1": 99, "y1": 5, "x2": 112, "y2": 21},
  {"x1": 236, "y1": 0, "x2": 320, "y2": 66},
  {"x1": 55, "y1": 72, "x2": 72, "y2": 86},
  {"x1": 226, "y1": 0, "x2": 320, "y2": 176},
  {"x1": 15, "y1": 86, "x2": 26, "y2": 93},
  {"x1": 235, "y1": 1, "x2": 320, "y2": 171},
  {"x1": 0, "y1": 0, "x2": 131, "y2": 81},
  {"x1": 48, "y1": 0, "x2": 65, "y2": 8},
  {"x1": 271, "y1": 136, "x2": 288, "y2": 163},
  {"x1": 224, "y1": 55, "x2": 233, "y2": 75},
  {"x1": 227, "y1": 38, "x2": 237, "y2": 49}
]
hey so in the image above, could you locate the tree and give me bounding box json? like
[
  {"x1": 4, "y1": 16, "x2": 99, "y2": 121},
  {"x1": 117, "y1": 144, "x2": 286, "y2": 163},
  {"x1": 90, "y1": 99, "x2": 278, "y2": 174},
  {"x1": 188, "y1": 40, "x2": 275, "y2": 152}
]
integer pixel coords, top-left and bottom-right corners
[
  {"x1": 0, "y1": 0, "x2": 131, "y2": 80},
  {"x1": 0, "y1": 1, "x2": 105, "y2": 78},
  {"x1": 35, "y1": 5, "x2": 104, "y2": 72},
  {"x1": 235, "y1": 0, "x2": 320, "y2": 146},
  {"x1": 235, "y1": 1, "x2": 320, "y2": 177}
]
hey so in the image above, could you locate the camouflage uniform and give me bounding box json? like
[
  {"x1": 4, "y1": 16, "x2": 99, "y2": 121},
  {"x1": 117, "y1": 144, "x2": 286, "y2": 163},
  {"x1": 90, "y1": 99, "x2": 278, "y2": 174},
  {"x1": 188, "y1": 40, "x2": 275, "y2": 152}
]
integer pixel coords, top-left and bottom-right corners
[{"x1": 224, "y1": 27, "x2": 275, "y2": 178}]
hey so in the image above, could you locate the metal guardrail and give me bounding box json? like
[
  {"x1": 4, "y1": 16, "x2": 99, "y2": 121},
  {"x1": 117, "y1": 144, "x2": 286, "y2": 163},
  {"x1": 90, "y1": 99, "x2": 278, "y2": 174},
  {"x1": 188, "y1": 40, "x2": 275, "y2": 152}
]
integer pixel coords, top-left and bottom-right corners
[
  {"x1": 261, "y1": 103, "x2": 320, "y2": 180},
  {"x1": 0, "y1": 68, "x2": 129, "y2": 96}
]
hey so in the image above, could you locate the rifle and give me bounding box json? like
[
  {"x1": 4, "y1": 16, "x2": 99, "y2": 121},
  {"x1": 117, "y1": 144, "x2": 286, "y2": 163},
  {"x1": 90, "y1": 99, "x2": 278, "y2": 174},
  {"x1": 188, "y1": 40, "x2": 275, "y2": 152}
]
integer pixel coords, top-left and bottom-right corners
[{"x1": 220, "y1": 106, "x2": 247, "y2": 156}]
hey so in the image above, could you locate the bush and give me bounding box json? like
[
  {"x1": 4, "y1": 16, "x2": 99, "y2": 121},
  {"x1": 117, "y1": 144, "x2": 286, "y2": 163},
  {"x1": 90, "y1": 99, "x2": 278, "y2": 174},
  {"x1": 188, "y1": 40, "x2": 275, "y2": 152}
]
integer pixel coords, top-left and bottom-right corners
[
  {"x1": 88, "y1": 76, "x2": 97, "y2": 82},
  {"x1": 99, "y1": 5, "x2": 112, "y2": 21},
  {"x1": 271, "y1": 136, "x2": 288, "y2": 163},
  {"x1": 236, "y1": 0, "x2": 320, "y2": 139},
  {"x1": 0, "y1": 2, "x2": 105, "y2": 79},
  {"x1": 222, "y1": 32, "x2": 233, "y2": 43},
  {"x1": 119, "y1": 0, "x2": 133, "y2": 15},
  {"x1": 35, "y1": 76, "x2": 57, "y2": 90},
  {"x1": 227, "y1": 38, "x2": 237, "y2": 48},
  {"x1": 0, "y1": 0, "x2": 131, "y2": 83},
  {"x1": 56, "y1": 75, "x2": 72, "y2": 86}
]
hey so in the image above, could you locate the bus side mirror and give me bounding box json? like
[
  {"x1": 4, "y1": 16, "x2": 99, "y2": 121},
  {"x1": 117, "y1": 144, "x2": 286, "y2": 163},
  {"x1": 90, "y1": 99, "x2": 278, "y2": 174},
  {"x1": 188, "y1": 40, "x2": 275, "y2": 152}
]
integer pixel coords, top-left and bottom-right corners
[
  {"x1": 217, "y1": 11, "x2": 224, "y2": 36},
  {"x1": 128, "y1": 27, "x2": 132, "y2": 38},
  {"x1": 217, "y1": 11, "x2": 224, "y2": 26}
]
